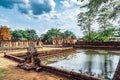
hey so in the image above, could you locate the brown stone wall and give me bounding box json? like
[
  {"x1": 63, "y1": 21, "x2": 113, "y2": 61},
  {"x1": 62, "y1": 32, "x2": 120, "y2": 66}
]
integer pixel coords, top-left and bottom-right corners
[
  {"x1": 0, "y1": 40, "x2": 43, "y2": 48},
  {"x1": 0, "y1": 26, "x2": 11, "y2": 40}
]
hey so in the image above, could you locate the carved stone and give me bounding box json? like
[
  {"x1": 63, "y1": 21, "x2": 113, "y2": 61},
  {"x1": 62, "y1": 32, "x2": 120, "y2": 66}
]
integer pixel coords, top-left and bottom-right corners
[
  {"x1": 17, "y1": 42, "x2": 41, "y2": 71},
  {"x1": 0, "y1": 26, "x2": 11, "y2": 40}
]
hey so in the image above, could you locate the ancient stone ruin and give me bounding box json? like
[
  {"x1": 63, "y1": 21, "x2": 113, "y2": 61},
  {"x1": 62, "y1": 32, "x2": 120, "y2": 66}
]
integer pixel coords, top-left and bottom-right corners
[
  {"x1": 17, "y1": 42, "x2": 41, "y2": 71},
  {"x1": 0, "y1": 26, "x2": 11, "y2": 40}
]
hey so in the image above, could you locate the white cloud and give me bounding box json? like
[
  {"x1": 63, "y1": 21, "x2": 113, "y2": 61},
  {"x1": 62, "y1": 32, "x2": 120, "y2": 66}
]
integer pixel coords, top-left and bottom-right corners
[
  {"x1": 70, "y1": 0, "x2": 81, "y2": 5},
  {"x1": 60, "y1": 0, "x2": 82, "y2": 9},
  {"x1": 0, "y1": 0, "x2": 83, "y2": 38},
  {"x1": 49, "y1": 0, "x2": 56, "y2": 11},
  {"x1": 38, "y1": 6, "x2": 82, "y2": 37},
  {"x1": 61, "y1": 0, "x2": 71, "y2": 8},
  {"x1": 0, "y1": 0, "x2": 56, "y2": 16}
]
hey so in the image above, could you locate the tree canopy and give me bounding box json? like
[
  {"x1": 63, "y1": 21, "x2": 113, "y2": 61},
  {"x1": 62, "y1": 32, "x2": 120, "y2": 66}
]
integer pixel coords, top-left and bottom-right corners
[
  {"x1": 77, "y1": 0, "x2": 119, "y2": 41},
  {"x1": 40, "y1": 28, "x2": 76, "y2": 44},
  {"x1": 79, "y1": 0, "x2": 120, "y2": 22},
  {"x1": 11, "y1": 29, "x2": 39, "y2": 41}
]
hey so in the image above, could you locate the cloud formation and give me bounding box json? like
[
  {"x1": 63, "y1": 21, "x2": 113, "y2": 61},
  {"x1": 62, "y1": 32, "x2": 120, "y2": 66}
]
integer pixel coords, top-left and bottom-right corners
[
  {"x1": 60, "y1": 0, "x2": 81, "y2": 8},
  {"x1": 0, "y1": 0, "x2": 56, "y2": 15}
]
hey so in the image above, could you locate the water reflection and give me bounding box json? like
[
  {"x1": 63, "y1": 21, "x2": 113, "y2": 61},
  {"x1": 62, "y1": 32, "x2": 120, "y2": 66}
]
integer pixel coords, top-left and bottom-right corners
[{"x1": 48, "y1": 49, "x2": 120, "y2": 79}]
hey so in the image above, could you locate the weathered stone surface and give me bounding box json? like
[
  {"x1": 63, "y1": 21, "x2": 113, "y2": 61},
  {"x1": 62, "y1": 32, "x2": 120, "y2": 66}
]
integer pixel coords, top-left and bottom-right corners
[
  {"x1": 0, "y1": 40, "x2": 43, "y2": 48},
  {"x1": 0, "y1": 26, "x2": 11, "y2": 40},
  {"x1": 52, "y1": 36, "x2": 77, "y2": 45},
  {"x1": 17, "y1": 42, "x2": 41, "y2": 71}
]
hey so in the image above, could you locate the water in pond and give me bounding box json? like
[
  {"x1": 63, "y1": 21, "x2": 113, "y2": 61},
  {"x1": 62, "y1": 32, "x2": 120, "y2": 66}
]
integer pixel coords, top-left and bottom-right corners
[{"x1": 47, "y1": 49, "x2": 120, "y2": 80}]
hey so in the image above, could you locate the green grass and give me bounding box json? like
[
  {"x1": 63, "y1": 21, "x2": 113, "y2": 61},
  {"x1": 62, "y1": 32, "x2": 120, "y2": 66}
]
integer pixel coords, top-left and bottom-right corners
[
  {"x1": 0, "y1": 69, "x2": 9, "y2": 80},
  {"x1": 0, "y1": 69, "x2": 9, "y2": 74}
]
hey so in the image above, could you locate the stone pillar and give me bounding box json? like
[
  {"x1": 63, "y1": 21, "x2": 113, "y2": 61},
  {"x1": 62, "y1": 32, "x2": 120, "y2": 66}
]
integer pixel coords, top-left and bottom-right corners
[
  {"x1": 7, "y1": 41, "x2": 9, "y2": 47},
  {"x1": 9, "y1": 41, "x2": 12, "y2": 47},
  {"x1": 20, "y1": 41, "x2": 22, "y2": 47},
  {"x1": 13, "y1": 42, "x2": 15, "y2": 47},
  {"x1": 28, "y1": 41, "x2": 30, "y2": 46},
  {"x1": 3, "y1": 41, "x2": 5, "y2": 47},
  {"x1": 4, "y1": 41, "x2": 7, "y2": 47},
  {"x1": 22, "y1": 41, "x2": 26, "y2": 47},
  {"x1": 11, "y1": 42, "x2": 13, "y2": 47},
  {"x1": 15, "y1": 41, "x2": 17, "y2": 47},
  {"x1": 16, "y1": 41, "x2": 19, "y2": 47},
  {"x1": 25, "y1": 41, "x2": 27, "y2": 47},
  {"x1": 1, "y1": 41, "x2": 3, "y2": 47},
  {"x1": 25, "y1": 41, "x2": 28, "y2": 47}
]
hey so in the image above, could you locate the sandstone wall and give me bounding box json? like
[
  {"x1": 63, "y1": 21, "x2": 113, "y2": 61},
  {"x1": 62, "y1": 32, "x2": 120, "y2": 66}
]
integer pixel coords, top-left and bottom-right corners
[{"x1": 0, "y1": 27, "x2": 11, "y2": 40}]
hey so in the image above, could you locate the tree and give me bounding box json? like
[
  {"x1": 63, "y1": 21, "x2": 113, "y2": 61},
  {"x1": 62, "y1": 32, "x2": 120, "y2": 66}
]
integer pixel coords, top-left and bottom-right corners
[
  {"x1": 10, "y1": 29, "x2": 39, "y2": 41},
  {"x1": 78, "y1": 0, "x2": 120, "y2": 24},
  {"x1": 40, "y1": 28, "x2": 76, "y2": 44},
  {"x1": 83, "y1": 27, "x2": 115, "y2": 41},
  {"x1": 83, "y1": 31, "x2": 97, "y2": 41},
  {"x1": 18, "y1": 30, "x2": 28, "y2": 40},
  {"x1": 78, "y1": 12, "x2": 95, "y2": 41},
  {"x1": 62, "y1": 30, "x2": 76, "y2": 38},
  {"x1": 11, "y1": 30, "x2": 23, "y2": 40},
  {"x1": 77, "y1": 0, "x2": 118, "y2": 41},
  {"x1": 26, "y1": 29, "x2": 38, "y2": 40},
  {"x1": 41, "y1": 28, "x2": 62, "y2": 43},
  {"x1": 96, "y1": 28, "x2": 115, "y2": 41}
]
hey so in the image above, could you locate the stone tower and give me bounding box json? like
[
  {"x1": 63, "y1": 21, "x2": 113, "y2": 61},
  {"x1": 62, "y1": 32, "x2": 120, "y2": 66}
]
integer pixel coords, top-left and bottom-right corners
[{"x1": 0, "y1": 26, "x2": 11, "y2": 40}]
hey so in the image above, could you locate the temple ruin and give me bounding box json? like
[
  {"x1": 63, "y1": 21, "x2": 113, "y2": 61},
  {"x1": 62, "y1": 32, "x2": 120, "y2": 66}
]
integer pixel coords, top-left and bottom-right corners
[
  {"x1": 0, "y1": 26, "x2": 11, "y2": 40},
  {"x1": 0, "y1": 40, "x2": 42, "y2": 48},
  {"x1": 0, "y1": 26, "x2": 42, "y2": 49},
  {"x1": 52, "y1": 36, "x2": 77, "y2": 45}
]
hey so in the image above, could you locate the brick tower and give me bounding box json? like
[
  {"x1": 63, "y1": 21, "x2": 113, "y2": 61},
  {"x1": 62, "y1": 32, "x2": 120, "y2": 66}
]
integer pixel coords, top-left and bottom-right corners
[{"x1": 0, "y1": 26, "x2": 11, "y2": 40}]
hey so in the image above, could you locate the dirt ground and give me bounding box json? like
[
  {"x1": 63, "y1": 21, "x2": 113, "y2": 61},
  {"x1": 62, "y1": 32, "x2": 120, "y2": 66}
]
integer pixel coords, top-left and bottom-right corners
[
  {"x1": 0, "y1": 47, "x2": 72, "y2": 80},
  {"x1": 0, "y1": 65, "x2": 69, "y2": 80}
]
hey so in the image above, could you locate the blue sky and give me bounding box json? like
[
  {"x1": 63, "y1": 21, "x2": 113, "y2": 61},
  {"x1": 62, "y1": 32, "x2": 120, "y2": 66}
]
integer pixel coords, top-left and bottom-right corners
[{"x1": 0, "y1": 0, "x2": 84, "y2": 37}]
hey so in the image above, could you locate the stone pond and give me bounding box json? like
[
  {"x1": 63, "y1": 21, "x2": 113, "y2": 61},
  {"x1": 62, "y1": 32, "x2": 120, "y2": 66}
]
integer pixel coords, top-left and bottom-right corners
[{"x1": 47, "y1": 49, "x2": 120, "y2": 80}]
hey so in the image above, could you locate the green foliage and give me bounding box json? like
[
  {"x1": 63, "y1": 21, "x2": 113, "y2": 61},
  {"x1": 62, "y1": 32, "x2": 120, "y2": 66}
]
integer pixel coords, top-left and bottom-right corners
[
  {"x1": 11, "y1": 30, "x2": 23, "y2": 40},
  {"x1": 41, "y1": 28, "x2": 62, "y2": 43},
  {"x1": 0, "y1": 69, "x2": 8, "y2": 75},
  {"x1": 83, "y1": 28, "x2": 115, "y2": 41},
  {"x1": 26, "y1": 29, "x2": 39, "y2": 40},
  {"x1": 0, "y1": 69, "x2": 9, "y2": 80},
  {"x1": 78, "y1": 12, "x2": 95, "y2": 41},
  {"x1": 79, "y1": 0, "x2": 120, "y2": 23},
  {"x1": 78, "y1": 0, "x2": 118, "y2": 41},
  {"x1": 62, "y1": 30, "x2": 76, "y2": 38},
  {"x1": 40, "y1": 28, "x2": 76, "y2": 44},
  {"x1": 11, "y1": 29, "x2": 39, "y2": 41}
]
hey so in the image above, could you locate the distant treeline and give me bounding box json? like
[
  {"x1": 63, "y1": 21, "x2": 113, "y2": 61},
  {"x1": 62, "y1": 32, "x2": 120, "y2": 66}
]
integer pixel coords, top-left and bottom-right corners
[
  {"x1": 10, "y1": 28, "x2": 76, "y2": 43},
  {"x1": 10, "y1": 29, "x2": 39, "y2": 41},
  {"x1": 40, "y1": 28, "x2": 76, "y2": 44}
]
